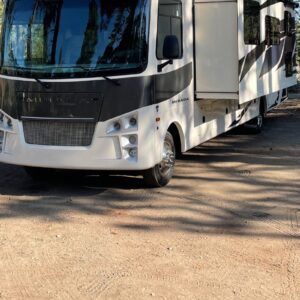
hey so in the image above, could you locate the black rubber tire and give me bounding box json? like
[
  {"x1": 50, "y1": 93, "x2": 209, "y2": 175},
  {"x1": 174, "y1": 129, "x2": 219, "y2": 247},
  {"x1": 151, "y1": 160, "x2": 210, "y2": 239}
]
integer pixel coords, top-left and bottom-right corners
[
  {"x1": 244, "y1": 99, "x2": 265, "y2": 134},
  {"x1": 143, "y1": 132, "x2": 176, "y2": 188},
  {"x1": 245, "y1": 113, "x2": 264, "y2": 134}
]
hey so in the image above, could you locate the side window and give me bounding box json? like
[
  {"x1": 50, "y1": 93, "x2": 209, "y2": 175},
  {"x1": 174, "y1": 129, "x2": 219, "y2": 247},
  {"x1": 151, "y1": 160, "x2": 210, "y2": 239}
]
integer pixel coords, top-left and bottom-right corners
[
  {"x1": 284, "y1": 11, "x2": 295, "y2": 36},
  {"x1": 244, "y1": 0, "x2": 260, "y2": 45},
  {"x1": 265, "y1": 16, "x2": 280, "y2": 45},
  {"x1": 156, "y1": 0, "x2": 183, "y2": 59}
]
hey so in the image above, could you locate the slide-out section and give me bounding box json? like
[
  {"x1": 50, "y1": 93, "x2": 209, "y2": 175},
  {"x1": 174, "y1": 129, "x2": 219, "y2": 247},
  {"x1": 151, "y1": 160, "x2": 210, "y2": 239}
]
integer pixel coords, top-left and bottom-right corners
[{"x1": 194, "y1": 0, "x2": 239, "y2": 100}]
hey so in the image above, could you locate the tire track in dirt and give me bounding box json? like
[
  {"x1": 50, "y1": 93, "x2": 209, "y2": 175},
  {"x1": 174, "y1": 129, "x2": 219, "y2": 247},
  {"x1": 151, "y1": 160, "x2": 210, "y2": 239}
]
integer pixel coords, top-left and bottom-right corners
[
  {"x1": 76, "y1": 252, "x2": 139, "y2": 298},
  {"x1": 76, "y1": 251, "x2": 147, "y2": 298},
  {"x1": 40, "y1": 237, "x2": 82, "y2": 300},
  {"x1": 278, "y1": 238, "x2": 299, "y2": 300},
  {"x1": 254, "y1": 210, "x2": 299, "y2": 300},
  {"x1": 78, "y1": 271, "x2": 126, "y2": 298},
  {"x1": 286, "y1": 209, "x2": 300, "y2": 300},
  {"x1": 256, "y1": 214, "x2": 299, "y2": 239},
  {"x1": 2, "y1": 239, "x2": 32, "y2": 299},
  {"x1": 286, "y1": 242, "x2": 298, "y2": 300},
  {"x1": 290, "y1": 209, "x2": 299, "y2": 230}
]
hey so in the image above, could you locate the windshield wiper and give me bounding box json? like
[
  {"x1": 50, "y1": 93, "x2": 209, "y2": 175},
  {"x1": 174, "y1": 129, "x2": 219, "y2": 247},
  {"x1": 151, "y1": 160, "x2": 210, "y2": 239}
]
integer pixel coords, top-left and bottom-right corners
[
  {"x1": 71, "y1": 66, "x2": 121, "y2": 86},
  {"x1": 2, "y1": 66, "x2": 51, "y2": 89},
  {"x1": 2, "y1": 65, "x2": 121, "y2": 86},
  {"x1": 47, "y1": 65, "x2": 121, "y2": 86},
  {"x1": 33, "y1": 77, "x2": 51, "y2": 89},
  {"x1": 100, "y1": 75, "x2": 121, "y2": 86}
]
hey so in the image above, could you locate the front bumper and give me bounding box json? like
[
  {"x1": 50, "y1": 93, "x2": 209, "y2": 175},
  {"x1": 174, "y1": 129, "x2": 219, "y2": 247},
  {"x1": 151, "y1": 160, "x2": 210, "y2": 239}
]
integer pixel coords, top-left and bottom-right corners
[{"x1": 0, "y1": 111, "x2": 155, "y2": 171}]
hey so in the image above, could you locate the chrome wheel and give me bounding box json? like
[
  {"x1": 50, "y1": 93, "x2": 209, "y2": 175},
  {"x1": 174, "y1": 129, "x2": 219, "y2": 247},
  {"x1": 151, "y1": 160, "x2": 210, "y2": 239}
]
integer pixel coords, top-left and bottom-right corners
[
  {"x1": 143, "y1": 132, "x2": 176, "y2": 187},
  {"x1": 256, "y1": 114, "x2": 263, "y2": 129},
  {"x1": 159, "y1": 138, "x2": 176, "y2": 177}
]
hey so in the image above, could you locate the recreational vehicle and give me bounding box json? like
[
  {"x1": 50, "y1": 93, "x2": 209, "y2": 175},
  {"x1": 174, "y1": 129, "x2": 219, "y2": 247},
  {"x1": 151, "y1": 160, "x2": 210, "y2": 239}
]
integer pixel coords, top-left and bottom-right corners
[{"x1": 0, "y1": 0, "x2": 298, "y2": 187}]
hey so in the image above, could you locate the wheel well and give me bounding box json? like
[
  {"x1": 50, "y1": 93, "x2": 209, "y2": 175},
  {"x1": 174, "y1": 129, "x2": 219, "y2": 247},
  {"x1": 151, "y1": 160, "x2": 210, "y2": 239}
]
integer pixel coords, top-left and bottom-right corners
[
  {"x1": 168, "y1": 123, "x2": 182, "y2": 158},
  {"x1": 260, "y1": 96, "x2": 267, "y2": 116}
]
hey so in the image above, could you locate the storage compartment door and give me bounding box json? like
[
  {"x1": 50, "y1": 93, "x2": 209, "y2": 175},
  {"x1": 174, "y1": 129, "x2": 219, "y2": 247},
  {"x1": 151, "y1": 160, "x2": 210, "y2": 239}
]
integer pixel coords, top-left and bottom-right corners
[{"x1": 194, "y1": 0, "x2": 239, "y2": 100}]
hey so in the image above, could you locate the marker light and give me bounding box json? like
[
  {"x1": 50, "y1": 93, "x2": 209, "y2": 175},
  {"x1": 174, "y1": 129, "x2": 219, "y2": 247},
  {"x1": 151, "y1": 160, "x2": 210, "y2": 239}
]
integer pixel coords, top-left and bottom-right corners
[
  {"x1": 7, "y1": 118, "x2": 12, "y2": 128},
  {"x1": 129, "y1": 117, "x2": 137, "y2": 127},
  {"x1": 114, "y1": 122, "x2": 121, "y2": 131}
]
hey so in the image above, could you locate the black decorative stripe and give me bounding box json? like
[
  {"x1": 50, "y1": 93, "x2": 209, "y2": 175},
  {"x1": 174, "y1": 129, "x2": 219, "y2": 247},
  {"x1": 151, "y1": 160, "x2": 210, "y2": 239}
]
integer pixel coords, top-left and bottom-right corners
[
  {"x1": 240, "y1": 31, "x2": 296, "y2": 81},
  {"x1": 239, "y1": 42, "x2": 266, "y2": 82},
  {"x1": 239, "y1": 57, "x2": 246, "y2": 76},
  {"x1": 259, "y1": 39, "x2": 285, "y2": 77},
  {"x1": 239, "y1": 9, "x2": 297, "y2": 81},
  {"x1": 268, "y1": 91, "x2": 281, "y2": 109},
  {"x1": 229, "y1": 102, "x2": 252, "y2": 128},
  {"x1": 0, "y1": 63, "x2": 193, "y2": 122},
  {"x1": 277, "y1": 34, "x2": 296, "y2": 69},
  {"x1": 155, "y1": 63, "x2": 193, "y2": 102}
]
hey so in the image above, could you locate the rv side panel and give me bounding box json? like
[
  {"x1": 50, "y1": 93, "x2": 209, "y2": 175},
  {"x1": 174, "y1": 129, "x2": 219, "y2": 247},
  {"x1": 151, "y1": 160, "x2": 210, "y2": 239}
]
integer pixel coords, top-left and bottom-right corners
[
  {"x1": 238, "y1": 1, "x2": 297, "y2": 104},
  {"x1": 194, "y1": 0, "x2": 239, "y2": 100}
]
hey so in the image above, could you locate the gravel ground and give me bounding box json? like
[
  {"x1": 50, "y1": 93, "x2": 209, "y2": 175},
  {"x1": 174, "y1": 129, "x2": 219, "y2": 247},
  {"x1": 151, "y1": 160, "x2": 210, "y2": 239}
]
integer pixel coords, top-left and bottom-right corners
[{"x1": 0, "y1": 100, "x2": 299, "y2": 300}]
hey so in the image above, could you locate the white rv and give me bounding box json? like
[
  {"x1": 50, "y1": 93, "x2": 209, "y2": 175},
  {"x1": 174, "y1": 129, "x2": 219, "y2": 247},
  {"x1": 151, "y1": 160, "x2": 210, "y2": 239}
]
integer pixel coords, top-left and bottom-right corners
[{"x1": 0, "y1": 0, "x2": 298, "y2": 187}]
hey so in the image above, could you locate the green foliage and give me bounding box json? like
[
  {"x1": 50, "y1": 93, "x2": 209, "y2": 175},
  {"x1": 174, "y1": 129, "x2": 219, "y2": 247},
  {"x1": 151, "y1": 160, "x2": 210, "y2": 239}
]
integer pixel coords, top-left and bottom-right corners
[
  {"x1": 0, "y1": 2, "x2": 3, "y2": 19},
  {"x1": 0, "y1": 2, "x2": 3, "y2": 33}
]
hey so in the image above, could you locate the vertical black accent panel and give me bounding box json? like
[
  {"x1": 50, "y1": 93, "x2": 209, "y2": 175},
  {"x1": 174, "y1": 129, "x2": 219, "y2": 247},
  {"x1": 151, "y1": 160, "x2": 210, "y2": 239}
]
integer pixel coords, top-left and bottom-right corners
[
  {"x1": 155, "y1": 63, "x2": 193, "y2": 103},
  {"x1": 277, "y1": 34, "x2": 296, "y2": 69}
]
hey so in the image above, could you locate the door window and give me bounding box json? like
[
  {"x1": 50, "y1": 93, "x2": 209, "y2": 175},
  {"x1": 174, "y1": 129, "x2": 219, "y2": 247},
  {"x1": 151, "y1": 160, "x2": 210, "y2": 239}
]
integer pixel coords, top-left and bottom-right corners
[{"x1": 156, "y1": 0, "x2": 183, "y2": 59}]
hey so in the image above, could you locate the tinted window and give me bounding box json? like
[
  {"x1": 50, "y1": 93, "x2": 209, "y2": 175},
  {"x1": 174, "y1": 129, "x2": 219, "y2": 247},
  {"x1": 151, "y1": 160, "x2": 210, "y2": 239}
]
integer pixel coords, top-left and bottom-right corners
[
  {"x1": 157, "y1": 0, "x2": 182, "y2": 59},
  {"x1": 244, "y1": 0, "x2": 260, "y2": 45},
  {"x1": 1, "y1": 0, "x2": 150, "y2": 79},
  {"x1": 284, "y1": 11, "x2": 295, "y2": 36},
  {"x1": 266, "y1": 16, "x2": 280, "y2": 45}
]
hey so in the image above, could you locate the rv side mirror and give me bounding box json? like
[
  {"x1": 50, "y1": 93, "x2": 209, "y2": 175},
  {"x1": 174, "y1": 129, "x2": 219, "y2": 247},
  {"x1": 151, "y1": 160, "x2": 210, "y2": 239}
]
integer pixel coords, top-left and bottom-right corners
[
  {"x1": 163, "y1": 35, "x2": 180, "y2": 59},
  {"x1": 158, "y1": 35, "x2": 180, "y2": 72}
]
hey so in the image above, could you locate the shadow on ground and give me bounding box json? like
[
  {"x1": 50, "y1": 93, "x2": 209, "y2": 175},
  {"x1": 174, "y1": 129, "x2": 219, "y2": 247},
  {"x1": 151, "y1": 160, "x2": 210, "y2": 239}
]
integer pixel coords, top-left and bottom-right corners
[{"x1": 0, "y1": 101, "x2": 299, "y2": 239}]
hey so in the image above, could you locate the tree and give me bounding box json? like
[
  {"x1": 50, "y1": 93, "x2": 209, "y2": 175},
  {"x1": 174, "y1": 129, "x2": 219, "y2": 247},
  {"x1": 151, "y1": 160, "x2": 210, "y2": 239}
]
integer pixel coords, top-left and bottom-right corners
[{"x1": 0, "y1": 2, "x2": 3, "y2": 29}]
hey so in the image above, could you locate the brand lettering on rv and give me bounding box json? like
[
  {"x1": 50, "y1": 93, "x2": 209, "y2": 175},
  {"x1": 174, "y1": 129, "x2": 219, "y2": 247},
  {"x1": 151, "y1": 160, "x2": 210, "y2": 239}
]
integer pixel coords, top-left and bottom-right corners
[
  {"x1": 171, "y1": 97, "x2": 189, "y2": 104},
  {"x1": 22, "y1": 93, "x2": 94, "y2": 105}
]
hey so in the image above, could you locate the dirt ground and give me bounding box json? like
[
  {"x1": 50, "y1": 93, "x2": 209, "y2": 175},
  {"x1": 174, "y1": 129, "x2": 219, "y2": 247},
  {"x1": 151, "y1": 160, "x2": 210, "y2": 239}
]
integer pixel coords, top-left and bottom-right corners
[{"x1": 0, "y1": 100, "x2": 299, "y2": 300}]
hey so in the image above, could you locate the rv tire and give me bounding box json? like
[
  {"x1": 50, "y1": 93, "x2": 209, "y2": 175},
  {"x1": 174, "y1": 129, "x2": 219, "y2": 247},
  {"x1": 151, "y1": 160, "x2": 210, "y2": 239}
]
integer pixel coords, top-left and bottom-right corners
[
  {"x1": 253, "y1": 113, "x2": 264, "y2": 134},
  {"x1": 143, "y1": 132, "x2": 176, "y2": 188},
  {"x1": 244, "y1": 100, "x2": 265, "y2": 134}
]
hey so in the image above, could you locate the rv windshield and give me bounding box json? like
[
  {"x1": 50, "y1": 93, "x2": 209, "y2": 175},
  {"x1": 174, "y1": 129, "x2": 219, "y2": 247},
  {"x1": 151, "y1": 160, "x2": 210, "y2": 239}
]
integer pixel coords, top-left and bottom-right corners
[{"x1": 0, "y1": 0, "x2": 150, "y2": 79}]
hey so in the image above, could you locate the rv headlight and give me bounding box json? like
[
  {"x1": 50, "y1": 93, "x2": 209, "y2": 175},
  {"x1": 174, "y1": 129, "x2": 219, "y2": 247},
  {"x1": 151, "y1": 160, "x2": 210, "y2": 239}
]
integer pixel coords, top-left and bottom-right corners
[
  {"x1": 128, "y1": 148, "x2": 138, "y2": 158},
  {"x1": 129, "y1": 117, "x2": 137, "y2": 127}
]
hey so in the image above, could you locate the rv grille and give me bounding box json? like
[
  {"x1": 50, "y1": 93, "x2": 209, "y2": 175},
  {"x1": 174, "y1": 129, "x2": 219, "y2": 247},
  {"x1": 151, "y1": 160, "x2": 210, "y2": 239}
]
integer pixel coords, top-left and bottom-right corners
[{"x1": 23, "y1": 120, "x2": 96, "y2": 147}]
